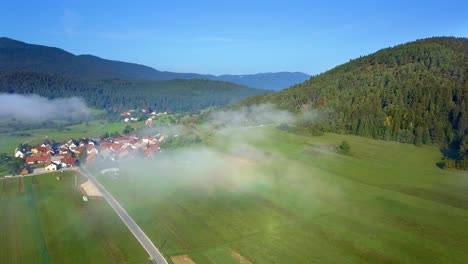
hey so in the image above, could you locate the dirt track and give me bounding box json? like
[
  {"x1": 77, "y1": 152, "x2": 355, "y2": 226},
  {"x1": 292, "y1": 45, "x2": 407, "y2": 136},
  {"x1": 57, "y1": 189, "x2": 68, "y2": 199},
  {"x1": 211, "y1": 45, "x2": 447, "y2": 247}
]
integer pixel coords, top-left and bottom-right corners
[{"x1": 80, "y1": 179, "x2": 103, "y2": 197}]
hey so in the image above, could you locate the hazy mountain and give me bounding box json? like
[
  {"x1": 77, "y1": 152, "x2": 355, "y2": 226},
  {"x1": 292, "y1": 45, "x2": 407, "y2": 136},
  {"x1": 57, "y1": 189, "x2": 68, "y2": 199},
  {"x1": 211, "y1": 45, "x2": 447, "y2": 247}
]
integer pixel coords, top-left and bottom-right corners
[
  {"x1": 242, "y1": 37, "x2": 468, "y2": 167},
  {"x1": 213, "y1": 72, "x2": 310, "y2": 90},
  {"x1": 0, "y1": 37, "x2": 308, "y2": 90}
]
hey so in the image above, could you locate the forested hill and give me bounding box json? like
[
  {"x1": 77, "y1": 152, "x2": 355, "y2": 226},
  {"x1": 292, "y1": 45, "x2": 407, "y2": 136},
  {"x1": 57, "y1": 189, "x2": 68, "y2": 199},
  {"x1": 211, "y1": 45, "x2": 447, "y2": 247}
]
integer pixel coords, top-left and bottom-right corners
[
  {"x1": 242, "y1": 37, "x2": 468, "y2": 168},
  {"x1": 0, "y1": 37, "x2": 168, "y2": 80},
  {"x1": 0, "y1": 37, "x2": 308, "y2": 90},
  {"x1": 0, "y1": 72, "x2": 268, "y2": 112}
]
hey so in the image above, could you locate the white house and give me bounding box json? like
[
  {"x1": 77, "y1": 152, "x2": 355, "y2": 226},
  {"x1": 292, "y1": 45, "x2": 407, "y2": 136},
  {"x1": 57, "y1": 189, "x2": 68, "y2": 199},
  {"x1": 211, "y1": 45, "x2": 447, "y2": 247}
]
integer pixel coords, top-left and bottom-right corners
[
  {"x1": 67, "y1": 141, "x2": 77, "y2": 148},
  {"x1": 14, "y1": 150, "x2": 25, "y2": 159},
  {"x1": 45, "y1": 162, "x2": 57, "y2": 171}
]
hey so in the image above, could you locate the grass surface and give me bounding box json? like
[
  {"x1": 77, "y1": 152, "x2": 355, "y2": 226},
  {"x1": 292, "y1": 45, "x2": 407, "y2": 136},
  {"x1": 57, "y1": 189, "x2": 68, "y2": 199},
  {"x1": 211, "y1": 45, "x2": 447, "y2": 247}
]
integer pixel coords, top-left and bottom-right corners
[
  {"x1": 0, "y1": 120, "x2": 145, "y2": 155},
  {"x1": 0, "y1": 171, "x2": 147, "y2": 264},
  {"x1": 97, "y1": 127, "x2": 468, "y2": 264}
]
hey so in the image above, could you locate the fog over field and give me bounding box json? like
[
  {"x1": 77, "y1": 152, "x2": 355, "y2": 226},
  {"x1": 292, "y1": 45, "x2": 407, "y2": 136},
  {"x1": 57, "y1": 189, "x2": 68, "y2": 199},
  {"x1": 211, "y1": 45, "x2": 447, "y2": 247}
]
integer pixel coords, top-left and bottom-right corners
[
  {"x1": 96, "y1": 104, "x2": 339, "y2": 199},
  {"x1": 0, "y1": 93, "x2": 91, "y2": 120}
]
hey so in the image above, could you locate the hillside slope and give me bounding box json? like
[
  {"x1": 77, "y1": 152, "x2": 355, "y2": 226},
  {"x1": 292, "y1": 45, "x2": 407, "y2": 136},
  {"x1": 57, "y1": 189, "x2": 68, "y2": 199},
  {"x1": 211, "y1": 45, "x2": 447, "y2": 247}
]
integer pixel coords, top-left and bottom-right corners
[
  {"x1": 0, "y1": 72, "x2": 268, "y2": 112},
  {"x1": 243, "y1": 37, "x2": 468, "y2": 167},
  {"x1": 0, "y1": 37, "x2": 308, "y2": 90}
]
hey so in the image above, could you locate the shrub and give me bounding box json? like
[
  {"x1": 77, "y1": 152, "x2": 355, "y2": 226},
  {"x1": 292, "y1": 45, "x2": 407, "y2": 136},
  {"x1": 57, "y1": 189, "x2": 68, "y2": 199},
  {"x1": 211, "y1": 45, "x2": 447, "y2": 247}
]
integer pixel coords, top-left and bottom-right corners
[{"x1": 339, "y1": 141, "x2": 351, "y2": 154}]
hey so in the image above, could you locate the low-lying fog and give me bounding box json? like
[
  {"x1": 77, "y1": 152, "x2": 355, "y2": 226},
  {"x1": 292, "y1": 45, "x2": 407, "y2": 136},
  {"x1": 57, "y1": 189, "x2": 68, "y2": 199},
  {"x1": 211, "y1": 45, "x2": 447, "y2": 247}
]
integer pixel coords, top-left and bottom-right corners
[{"x1": 0, "y1": 93, "x2": 90, "y2": 121}]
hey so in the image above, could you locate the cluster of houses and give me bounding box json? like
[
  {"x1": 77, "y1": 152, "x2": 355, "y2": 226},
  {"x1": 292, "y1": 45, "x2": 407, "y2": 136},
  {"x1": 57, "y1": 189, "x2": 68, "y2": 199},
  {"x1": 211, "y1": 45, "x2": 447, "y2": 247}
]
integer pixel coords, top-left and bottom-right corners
[
  {"x1": 14, "y1": 133, "x2": 164, "y2": 175},
  {"x1": 121, "y1": 109, "x2": 168, "y2": 125},
  {"x1": 15, "y1": 142, "x2": 80, "y2": 175},
  {"x1": 97, "y1": 134, "x2": 164, "y2": 161}
]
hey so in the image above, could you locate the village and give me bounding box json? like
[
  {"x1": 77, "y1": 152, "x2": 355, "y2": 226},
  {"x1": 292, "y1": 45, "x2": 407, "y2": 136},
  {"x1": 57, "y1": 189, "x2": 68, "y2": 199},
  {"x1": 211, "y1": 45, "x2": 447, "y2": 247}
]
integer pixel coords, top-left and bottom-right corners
[{"x1": 13, "y1": 133, "x2": 164, "y2": 176}]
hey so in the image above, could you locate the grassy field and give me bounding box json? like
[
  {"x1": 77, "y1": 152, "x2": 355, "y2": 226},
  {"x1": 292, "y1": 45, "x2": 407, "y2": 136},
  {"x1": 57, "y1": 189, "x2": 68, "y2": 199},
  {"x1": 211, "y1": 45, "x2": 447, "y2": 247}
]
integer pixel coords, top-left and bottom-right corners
[
  {"x1": 0, "y1": 171, "x2": 147, "y2": 264},
  {"x1": 0, "y1": 120, "x2": 145, "y2": 155},
  {"x1": 97, "y1": 127, "x2": 468, "y2": 264}
]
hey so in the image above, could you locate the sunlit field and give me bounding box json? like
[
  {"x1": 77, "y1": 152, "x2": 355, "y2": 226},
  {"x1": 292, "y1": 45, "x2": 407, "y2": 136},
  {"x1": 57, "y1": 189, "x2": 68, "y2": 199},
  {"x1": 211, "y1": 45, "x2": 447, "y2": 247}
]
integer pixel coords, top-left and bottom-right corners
[
  {"x1": 97, "y1": 127, "x2": 468, "y2": 263},
  {"x1": 0, "y1": 172, "x2": 147, "y2": 264}
]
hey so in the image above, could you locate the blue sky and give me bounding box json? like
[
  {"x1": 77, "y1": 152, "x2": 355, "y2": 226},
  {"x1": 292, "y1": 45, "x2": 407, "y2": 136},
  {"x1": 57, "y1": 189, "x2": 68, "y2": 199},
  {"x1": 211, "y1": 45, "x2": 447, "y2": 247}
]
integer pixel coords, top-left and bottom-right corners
[{"x1": 1, "y1": 0, "x2": 467, "y2": 75}]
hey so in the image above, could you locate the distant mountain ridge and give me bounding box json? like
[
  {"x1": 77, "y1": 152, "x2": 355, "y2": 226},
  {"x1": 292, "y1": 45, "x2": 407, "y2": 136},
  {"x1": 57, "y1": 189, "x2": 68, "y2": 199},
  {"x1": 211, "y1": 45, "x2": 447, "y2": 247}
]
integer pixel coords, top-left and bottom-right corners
[{"x1": 0, "y1": 37, "x2": 309, "y2": 90}]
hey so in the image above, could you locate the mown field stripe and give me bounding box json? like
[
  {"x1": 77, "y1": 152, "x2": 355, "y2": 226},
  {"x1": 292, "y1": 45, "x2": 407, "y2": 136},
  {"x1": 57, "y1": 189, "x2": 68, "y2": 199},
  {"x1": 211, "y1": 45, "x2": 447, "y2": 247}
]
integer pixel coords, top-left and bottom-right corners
[{"x1": 25, "y1": 178, "x2": 50, "y2": 264}]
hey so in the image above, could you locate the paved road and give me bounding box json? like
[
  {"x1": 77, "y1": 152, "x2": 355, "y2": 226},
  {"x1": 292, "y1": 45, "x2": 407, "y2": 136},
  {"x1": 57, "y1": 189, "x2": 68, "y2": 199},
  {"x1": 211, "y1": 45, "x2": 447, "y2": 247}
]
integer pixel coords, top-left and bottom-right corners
[{"x1": 80, "y1": 167, "x2": 168, "y2": 264}]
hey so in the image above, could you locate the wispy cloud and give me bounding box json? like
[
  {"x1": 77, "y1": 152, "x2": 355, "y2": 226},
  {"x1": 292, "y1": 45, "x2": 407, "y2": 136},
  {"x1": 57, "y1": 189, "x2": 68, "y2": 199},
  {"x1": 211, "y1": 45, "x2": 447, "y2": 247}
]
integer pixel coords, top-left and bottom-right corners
[{"x1": 63, "y1": 8, "x2": 81, "y2": 36}]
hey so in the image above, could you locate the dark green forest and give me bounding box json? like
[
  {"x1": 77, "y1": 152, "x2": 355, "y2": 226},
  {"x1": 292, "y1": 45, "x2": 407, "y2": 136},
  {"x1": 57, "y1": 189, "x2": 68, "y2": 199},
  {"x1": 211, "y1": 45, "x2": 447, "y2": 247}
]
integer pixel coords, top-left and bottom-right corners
[
  {"x1": 0, "y1": 72, "x2": 268, "y2": 112},
  {"x1": 242, "y1": 37, "x2": 468, "y2": 169}
]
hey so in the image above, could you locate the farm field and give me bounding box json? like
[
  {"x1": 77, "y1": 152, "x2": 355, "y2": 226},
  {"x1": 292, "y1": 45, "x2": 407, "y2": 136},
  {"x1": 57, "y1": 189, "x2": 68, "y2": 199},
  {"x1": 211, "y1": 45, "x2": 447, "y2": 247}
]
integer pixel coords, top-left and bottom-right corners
[
  {"x1": 0, "y1": 120, "x2": 145, "y2": 155},
  {"x1": 97, "y1": 127, "x2": 468, "y2": 264},
  {"x1": 0, "y1": 171, "x2": 147, "y2": 264}
]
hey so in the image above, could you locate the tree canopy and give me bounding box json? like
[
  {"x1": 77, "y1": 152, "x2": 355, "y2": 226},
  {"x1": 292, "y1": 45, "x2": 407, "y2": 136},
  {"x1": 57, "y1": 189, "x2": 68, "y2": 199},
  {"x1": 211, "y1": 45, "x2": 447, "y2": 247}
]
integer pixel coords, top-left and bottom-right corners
[{"x1": 242, "y1": 37, "x2": 468, "y2": 168}]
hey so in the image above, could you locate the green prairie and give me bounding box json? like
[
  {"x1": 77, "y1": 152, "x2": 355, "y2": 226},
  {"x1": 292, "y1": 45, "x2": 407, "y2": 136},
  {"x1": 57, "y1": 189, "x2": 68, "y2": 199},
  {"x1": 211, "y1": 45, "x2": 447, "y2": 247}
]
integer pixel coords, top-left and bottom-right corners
[
  {"x1": 0, "y1": 171, "x2": 147, "y2": 264},
  {"x1": 98, "y1": 127, "x2": 468, "y2": 264}
]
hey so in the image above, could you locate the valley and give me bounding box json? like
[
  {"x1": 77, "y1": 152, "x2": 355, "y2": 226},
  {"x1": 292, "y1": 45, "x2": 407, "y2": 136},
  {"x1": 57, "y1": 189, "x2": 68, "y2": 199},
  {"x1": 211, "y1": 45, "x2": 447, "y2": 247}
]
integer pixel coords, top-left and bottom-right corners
[{"x1": 0, "y1": 6, "x2": 466, "y2": 262}]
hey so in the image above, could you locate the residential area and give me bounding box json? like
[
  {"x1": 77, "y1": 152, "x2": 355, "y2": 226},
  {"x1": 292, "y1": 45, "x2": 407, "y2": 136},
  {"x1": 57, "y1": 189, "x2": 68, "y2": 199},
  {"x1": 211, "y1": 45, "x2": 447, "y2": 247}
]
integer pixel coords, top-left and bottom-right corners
[
  {"x1": 8, "y1": 133, "x2": 164, "y2": 177},
  {"x1": 120, "y1": 109, "x2": 168, "y2": 125}
]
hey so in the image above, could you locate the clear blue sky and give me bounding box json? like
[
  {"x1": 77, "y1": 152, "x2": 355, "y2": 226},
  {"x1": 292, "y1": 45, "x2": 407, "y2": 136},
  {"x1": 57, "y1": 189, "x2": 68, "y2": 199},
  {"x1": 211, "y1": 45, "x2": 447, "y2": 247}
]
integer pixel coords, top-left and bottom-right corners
[{"x1": 1, "y1": 0, "x2": 466, "y2": 75}]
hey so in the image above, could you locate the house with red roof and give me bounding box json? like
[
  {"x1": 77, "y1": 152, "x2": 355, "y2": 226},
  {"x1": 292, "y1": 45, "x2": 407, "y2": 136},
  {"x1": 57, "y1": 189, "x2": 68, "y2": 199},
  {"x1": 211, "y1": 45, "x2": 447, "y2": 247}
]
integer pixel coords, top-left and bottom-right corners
[
  {"x1": 110, "y1": 143, "x2": 121, "y2": 152},
  {"x1": 144, "y1": 144, "x2": 159, "y2": 156},
  {"x1": 86, "y1": 144, "x2": 98, "y2": 154},
  {"x1": 25, "y1": 155, "x2": 50, "y2": 164},
  {"x1": 31, "y1": 146, "x2": 52, "y2": 154},
  {"x1": 44, "y1": 161, "x2": 57, "y2": 171},
  {"x1": 70, "y1": 146, "x2": 85, "y2": 154},
  {"x1": 61, "y1": 157, "x2": 77, "y2": 167}
]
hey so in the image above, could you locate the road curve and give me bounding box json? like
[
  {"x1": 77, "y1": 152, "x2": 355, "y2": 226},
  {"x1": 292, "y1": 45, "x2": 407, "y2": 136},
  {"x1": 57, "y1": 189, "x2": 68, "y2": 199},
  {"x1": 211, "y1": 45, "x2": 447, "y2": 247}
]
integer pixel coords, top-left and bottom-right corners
[{"x1": 80, "y1": 167, "x2": 168, "y2": 264}]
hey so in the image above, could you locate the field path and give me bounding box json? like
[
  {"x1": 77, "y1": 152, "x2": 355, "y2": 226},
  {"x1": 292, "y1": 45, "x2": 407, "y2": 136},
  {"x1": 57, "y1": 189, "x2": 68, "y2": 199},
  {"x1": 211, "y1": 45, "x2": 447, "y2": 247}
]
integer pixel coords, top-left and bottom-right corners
[{"x1": 80, "y1": 167, "x2": 168, "y2": 264}]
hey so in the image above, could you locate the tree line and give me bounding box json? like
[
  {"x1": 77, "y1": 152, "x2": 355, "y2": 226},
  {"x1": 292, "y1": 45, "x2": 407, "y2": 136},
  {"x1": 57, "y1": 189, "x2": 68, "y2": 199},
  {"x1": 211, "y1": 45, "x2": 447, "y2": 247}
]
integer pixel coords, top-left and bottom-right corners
[{"x1": 0, "y1": 72, "x2": 268, "y2": 113}]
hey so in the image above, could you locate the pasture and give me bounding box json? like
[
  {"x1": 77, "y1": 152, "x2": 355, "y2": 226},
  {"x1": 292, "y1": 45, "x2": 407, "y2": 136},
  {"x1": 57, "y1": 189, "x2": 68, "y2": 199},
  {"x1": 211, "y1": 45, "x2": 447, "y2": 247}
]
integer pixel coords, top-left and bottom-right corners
[
  {"x1": 97, "y1": 127, "x2": 468, "y2": 263},
  {"x1": 0, "y1": 171, "x2": 147, "y2": 263}
]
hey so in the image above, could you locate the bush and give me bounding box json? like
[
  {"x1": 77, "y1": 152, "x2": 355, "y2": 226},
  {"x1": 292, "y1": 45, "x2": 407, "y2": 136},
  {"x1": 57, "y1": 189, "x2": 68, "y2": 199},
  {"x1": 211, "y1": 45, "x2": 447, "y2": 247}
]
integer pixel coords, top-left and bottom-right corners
[{"x1": 339, "y1": 141, "x2": 351, "y2": 154}]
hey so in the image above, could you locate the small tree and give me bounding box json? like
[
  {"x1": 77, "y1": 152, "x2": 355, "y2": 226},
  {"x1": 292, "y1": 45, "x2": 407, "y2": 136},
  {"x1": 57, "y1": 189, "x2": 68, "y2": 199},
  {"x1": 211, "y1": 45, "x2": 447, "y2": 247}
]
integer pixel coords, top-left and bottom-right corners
[
  {"x1": 277, "y1": 123, "x2": 290, "y2": 131},
  {"x1": 102, "y1": 132, "x2": 110, "y2": 139},
  {"x1": 441, "y1": 158, "x2": 456, "y2": 169},
  {"x1": 339, "y1": 141, "x2": 351, "y2": 154},
  {"x1": 123, "y1": 125, "x2": 133, "y2": 135},
  {"x1": 78, "y1": 151, "x2": 88, "y2": 164}
]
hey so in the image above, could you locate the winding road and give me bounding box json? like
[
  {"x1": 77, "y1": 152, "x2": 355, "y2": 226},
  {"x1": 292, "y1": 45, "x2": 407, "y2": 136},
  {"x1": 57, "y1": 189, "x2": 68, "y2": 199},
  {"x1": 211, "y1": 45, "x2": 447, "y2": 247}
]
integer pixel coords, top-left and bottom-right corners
[{"x1": 80, "y1": 167, "x2": 168, "y2": 264}]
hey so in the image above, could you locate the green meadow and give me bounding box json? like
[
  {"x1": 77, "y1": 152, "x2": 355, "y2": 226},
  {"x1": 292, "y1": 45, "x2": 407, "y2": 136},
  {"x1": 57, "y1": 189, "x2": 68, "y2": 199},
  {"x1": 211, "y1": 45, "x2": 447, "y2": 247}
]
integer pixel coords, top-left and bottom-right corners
[
  {"x1": 98, "y1": 127, "x2": 468, "y2": 264},
  {"x1": 0, "y1": 172, "x2": 147, "y2": 264}
]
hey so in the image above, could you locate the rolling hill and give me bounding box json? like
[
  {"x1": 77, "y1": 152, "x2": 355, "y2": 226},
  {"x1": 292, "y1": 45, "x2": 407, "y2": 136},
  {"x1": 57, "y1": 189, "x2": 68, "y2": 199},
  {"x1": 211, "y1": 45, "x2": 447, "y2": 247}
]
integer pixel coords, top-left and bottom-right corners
[
  {"x1": 242, "y1": 37, "x2": 468, "y2": 168},
  {"x1": 0, "y1": 37, "x2": 309, "y2": 90}
]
